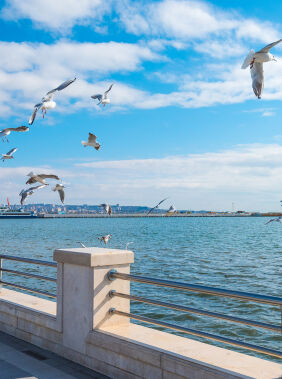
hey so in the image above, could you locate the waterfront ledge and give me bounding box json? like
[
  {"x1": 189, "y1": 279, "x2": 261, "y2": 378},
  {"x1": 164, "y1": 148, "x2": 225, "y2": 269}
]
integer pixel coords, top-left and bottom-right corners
[{"x1": 0, "y1": 247, "x2": 281, "y2": 379}]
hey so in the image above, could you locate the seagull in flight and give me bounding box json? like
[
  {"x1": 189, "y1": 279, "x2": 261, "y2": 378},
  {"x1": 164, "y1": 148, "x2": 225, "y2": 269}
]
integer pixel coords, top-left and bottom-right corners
[
  {"x1": 0, "y1": 126, "x2": 29, "y2": 142},
  {"x1": 19, "y1": 184, "x2": 47, "y2": 205},
  {"x1": 81, "y1": 133, "x2": 101, "y2": 150},
  {"x1": 52, "y1": 184, "x2": 65, "y2": 204},
  {"x1": 100, "y1": 203, "x2": 112, "y2": 215},
  {"x1": 26, "y1": 172, "x2": 60, "y2": 185},
  {"x1": 98, "y1": 234, "x2": 112, "y2": 245},
  {"x1": 265, "y1": 216, "x2": 282, "y2": 225},
  {"x1": 241, "y1": 39, "x2": 282, "y2": 99},
  {"x1": 147, "y1": 197, "x2": 169, "y2": 215},
  {"x1": 91, "y1": 84, "x2": 113, "y2": 106},
  {"x1": 29, "y1": 78, "x2": 76, "y2": 125},
  {"x1": 2, "y1": 148, "x2": 17, "y2": 162}
]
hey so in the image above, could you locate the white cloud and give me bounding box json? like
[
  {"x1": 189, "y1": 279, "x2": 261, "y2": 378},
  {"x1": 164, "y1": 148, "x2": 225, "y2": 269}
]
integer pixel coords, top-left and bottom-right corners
[
  {"x1": 2, "y1": 143, "x2": 282, "y2": 210},
  {"x1": 1, "y1": 0, "x2": 111, "y2": 32}
]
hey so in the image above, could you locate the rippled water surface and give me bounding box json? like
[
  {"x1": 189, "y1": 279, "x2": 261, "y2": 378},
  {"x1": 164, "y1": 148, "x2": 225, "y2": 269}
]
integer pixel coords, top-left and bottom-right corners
[{"x1": 1, "y1": 217, "x2": 281, "y2": 361}]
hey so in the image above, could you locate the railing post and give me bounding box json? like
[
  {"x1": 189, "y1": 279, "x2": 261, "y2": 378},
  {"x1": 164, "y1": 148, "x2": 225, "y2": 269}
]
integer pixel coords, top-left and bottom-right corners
[{"x1": 53, "y1": 247, "x2": 134, "y2": 354}]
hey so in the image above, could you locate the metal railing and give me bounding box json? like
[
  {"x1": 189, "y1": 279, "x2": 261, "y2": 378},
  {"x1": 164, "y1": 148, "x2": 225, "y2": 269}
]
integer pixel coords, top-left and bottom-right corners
[
  {"x1": 108, "y1": 270, "x2": 282, "y2": 359},
  {"x1": 0, "y1": 254, "x2": 57, "y2": 298}
]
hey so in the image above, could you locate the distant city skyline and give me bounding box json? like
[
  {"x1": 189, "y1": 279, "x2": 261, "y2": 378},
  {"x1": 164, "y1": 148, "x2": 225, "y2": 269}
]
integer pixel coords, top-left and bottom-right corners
[{"x1": 1, "y1": 1, "x2": 282, "y2": 211}]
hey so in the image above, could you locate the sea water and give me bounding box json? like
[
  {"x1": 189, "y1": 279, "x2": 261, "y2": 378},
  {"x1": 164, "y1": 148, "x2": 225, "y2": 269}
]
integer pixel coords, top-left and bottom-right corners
[{"x1": 1, "y1": 217, "x2": 281, "y2": 361}]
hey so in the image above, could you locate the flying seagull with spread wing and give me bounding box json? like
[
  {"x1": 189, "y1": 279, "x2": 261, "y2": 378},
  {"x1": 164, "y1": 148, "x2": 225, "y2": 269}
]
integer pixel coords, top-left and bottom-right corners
[
  {"x1": 26, "y1": 172, "x2": 60, "y2": 185},
  {"x1": 241, "y1": 39, "x2": 282, "y2": 99},
  {"x1": 29, "y1": 78, "x2": 76, "y2": 125},
  {"x1": 81, "y1": 133, "x2": 101, "y2": 150},
  {"x1": 100, "y1": 203, "x2": 112, "y2": 215},
  {"x1": 2, "y1": 148, "x2": 17, "y2": 162},
  {"x1": 19, "y1": 184, "x2": 47, "y2": 205},
  {"x1": 91, "y1": 84, "x2": 113, "y2": 106},
  {"x1": 98, "y1": 234, "x2": 112, "y2": 245},
  {"x1": 147, "y1": 197, "x2": 169, "y2": 215},
  {"x1": 265, "y1": 216, "x2": 282, "y2": 225},
  {"x1": 52, "y1": 184, "x2": 65, "y2": 204},
  {"x1": 0, "y1": 126, "x2": 29, "y2": 142}
]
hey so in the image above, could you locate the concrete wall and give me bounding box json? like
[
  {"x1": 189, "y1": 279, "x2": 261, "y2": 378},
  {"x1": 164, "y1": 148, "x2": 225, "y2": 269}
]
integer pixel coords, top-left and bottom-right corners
[{"x1": 0, "y1": 247, "x2": 281, "y2": 379}]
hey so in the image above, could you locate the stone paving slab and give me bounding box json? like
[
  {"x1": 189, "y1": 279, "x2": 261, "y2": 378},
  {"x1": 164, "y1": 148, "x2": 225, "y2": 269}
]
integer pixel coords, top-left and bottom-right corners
[{"x1": 0, "y1": 331, "x2": 109, "y2": 379}]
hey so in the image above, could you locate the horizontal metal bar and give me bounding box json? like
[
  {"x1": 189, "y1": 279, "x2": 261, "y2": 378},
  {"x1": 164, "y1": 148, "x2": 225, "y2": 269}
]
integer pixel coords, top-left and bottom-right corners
[
  {"x1": 0, "y1": 280, "x2": 56, "y2": 298},
  {"x1": 0, "y1": 268, "x2": 56, "y2": 283},
  {"x1": 110, "y1": 309, "x2": 282, "y2": 359},
  {"x1": 0, "y1": 254, "x2": 57, "y2": 267},
  {"x1": 109, "y1": 271, "x2": 282, "y2": 306},
  {"x1": 110, "y1": 291, "x2": 281, "y2": 332}
]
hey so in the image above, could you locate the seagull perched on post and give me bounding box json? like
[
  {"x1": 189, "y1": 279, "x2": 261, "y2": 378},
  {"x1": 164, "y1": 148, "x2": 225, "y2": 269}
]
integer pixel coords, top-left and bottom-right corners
[
  {"x1": 29, "y1": 78, "x2": 76, "y2": 125},
  {"x1": 2, "y1": 148, "x2": 17, "y2": 162},
  {"x1": 265, "y1": 216, "x2": 282, "y2": 225},
  {"x1": 91, "y1": 84, "x2": 113, "y2": 106},
  {"x1": 19, "y1": 184, "x2": 47, "y2": 205},
  {"x1": 52, "y1": 184, "x2": 65, "y2": 204},
  {"x1": 147, "y1": 197, "x2": 169, "y2": 215},
  {"x1": 0, "y1": 126, "x2": 29, "y2": 142},
  {"x1": 241, "y1": 39, "x2": 282, "y2": 99},
  {"x1": 81, "y1": 133, "x2": 101, "y2": 150},
  {"x1": 26, "y1": 172, "x2": 60, "y2": 185},
  {"x1": 100, "y1": 203, "x2": 112, "y2": 215},
  {"x1": 98, "y1": 234, "x2": 112, "y2": 245}
]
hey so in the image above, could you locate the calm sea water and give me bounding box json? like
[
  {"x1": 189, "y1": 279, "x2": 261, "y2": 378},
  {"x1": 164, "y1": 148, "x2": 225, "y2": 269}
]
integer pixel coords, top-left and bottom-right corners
[{"x1": 1, "y1": 217, "x2": 281, "y2": 361}]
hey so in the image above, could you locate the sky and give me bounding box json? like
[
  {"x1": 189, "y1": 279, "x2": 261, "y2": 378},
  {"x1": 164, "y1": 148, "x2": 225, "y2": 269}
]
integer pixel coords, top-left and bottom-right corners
[{"x1": 1, "y1": 0, "x2": 282, "y2": 211}]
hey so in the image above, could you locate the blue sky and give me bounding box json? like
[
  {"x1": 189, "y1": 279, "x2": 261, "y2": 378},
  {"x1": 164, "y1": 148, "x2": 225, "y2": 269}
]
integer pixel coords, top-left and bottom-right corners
[{"x1": 1, "y1": 0, "x2": 282, "y2": 211}]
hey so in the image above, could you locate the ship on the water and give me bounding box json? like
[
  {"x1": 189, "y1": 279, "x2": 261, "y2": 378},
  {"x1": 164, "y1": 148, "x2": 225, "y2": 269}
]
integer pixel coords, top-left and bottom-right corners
[{"x1": 0, "y1": 205, "x2": 37, "y2": 219}]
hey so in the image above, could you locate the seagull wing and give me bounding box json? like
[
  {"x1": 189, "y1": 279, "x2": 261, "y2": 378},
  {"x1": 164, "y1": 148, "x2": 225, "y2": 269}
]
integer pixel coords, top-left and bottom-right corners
[
  {"x1": 88, "y1": 133, "x2": 97, "y2": 144},
  {"x1": 257, "y1": 39, "x2": 282, "y2": 53},
  {"x1": 46, "y1": 78, "x2": 76, "y2": 95},
  {"x1": 156, "y1": 197, "x2": 169, "y2": 207},
  {"x1": 28, "y1": 184, "x2": 46, "y2": 191},
  {"x1": 265, "y1": 219, "x2": 274, "y2": 224},
  {"x1": 29, "y1": 104, "x2": 41, "y2": 125},
  {"x1": 251, "y1": 63, "x2": 264, "y2": 99},
  {"x1": 58, "y1": 188, "x2": 65, "y2": 203},
  {"x1": 14, "y1": 126, "x2": 29, "y2": 132},
  {"x1": 91, "y1": 94, "x2": 103, "y2": 101},
  {"x1": 39, "y1": 174, "x2": 60, "y2": 180},
  {"x1": 104, "y1": 83, "x2": 114, "y2": 96},
  {"x1": 6, "y1": 148, "x2": 17, "y2": 156},
  {"x1": 20, "y1": 191, "x2": 28, "y2": 205}
]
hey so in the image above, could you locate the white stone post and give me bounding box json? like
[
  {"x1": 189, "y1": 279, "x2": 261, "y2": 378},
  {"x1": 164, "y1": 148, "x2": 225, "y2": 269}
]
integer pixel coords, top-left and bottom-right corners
[{"x1": 53, "y1": 247, "x2": 134, "y2": 354}]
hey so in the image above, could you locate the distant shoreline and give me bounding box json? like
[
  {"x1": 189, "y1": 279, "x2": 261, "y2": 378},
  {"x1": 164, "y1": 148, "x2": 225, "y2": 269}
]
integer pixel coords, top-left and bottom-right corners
[{"x1": 36, "y1": 213, "x2": 273, "y2": 218}]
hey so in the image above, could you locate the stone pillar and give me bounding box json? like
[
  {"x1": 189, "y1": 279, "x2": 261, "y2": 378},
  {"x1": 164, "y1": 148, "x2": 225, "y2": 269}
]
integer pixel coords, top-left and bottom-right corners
[{"x1": 53, "y1": 247, "x2": 134, "y2": 354}]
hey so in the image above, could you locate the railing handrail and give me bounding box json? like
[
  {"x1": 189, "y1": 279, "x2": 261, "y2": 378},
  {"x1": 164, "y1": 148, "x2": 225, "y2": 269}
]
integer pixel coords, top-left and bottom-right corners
[
  {"x1": 0, "y1": 268, "x2": 56, "y2": 282},
  {"x1": 110, "y1": 309, "x2": 282, "y2": 359},
  {"x1": 109, "y1": 290, "x2": 281, "y2": 332},
  {"x1": 0, "y1": 280, "x2": 56, "y2": 298},
  {"x1": 108, "y1": 270, "x2": 282, "y2": 306},
  {"x1": 0, "y1": 254, "x2": 57, "y2": 267}
]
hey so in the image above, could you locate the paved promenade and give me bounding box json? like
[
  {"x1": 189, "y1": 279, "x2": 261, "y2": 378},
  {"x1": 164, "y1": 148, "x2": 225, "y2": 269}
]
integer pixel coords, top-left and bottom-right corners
[{"x1": 0, "y1": 331, "x2": 109, "y2": 379}]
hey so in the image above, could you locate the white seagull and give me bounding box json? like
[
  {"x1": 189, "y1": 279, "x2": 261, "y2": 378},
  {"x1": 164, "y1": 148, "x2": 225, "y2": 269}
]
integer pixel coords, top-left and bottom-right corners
[
  {"x1": 147, "y1": 197, "x2": 169, "y2": 215},
  {"x1": 29, "y1": 78, "x2": 76, "y2": 125},
  {"x1": 241, "y1": 39, "x2": 282, "y2": 99},
  {"x1": 0, "y1": 126, "x2": 29, "y2": 142},
  {"x1": 19, "y1": 184, "x2": 47, "y2": 205},
  {"x1": 98, "y1": 234, "x2": 112, "y2": 245},
  {"x1": 91, "y1": 84, "x2": 113, "y2": 106},
  {"x1": 81, "y1": 133, "x2": 101, "y2": 150},
  {"x1": 26, "y1": 172, "x2": 60, "y2": 185},
  {"x1": 2, "y1": 148, "x2": 17, "y2": 162},
  {"x1": 100, "y1": 203, "x2": 112, "y2": 215},
  {"x1": 52, "y1": 184, "x2": 65, "y2": 204},
  {"x1": 265, "y1": 216, "x2": 282, "y2": 225}
]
